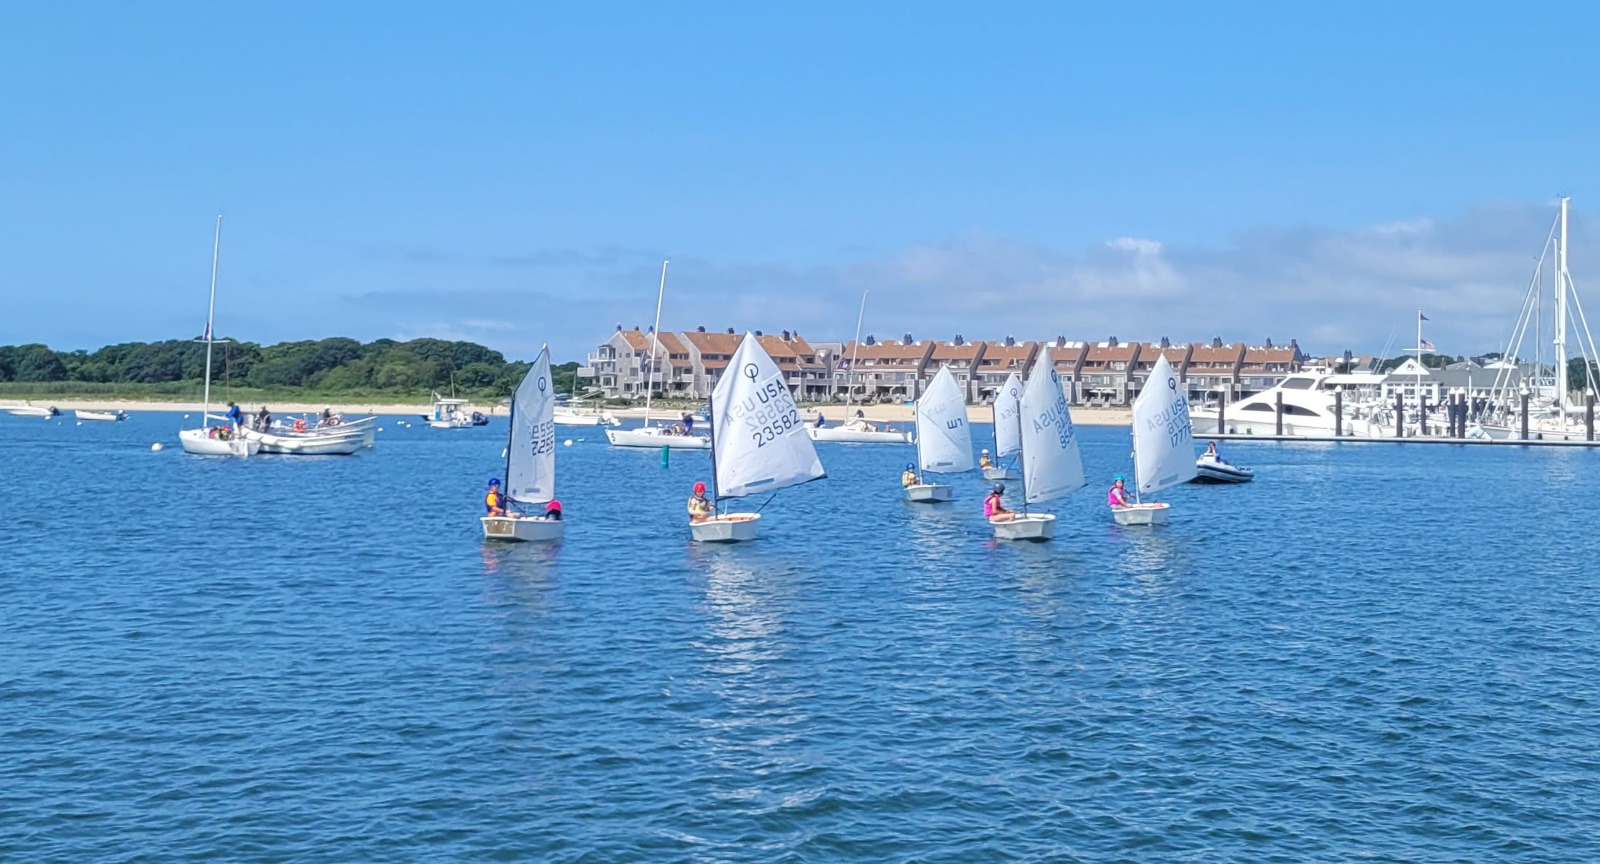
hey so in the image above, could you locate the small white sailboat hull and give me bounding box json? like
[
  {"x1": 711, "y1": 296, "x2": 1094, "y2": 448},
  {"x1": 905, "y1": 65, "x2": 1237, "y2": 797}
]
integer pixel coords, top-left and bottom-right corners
[
  {"x1": 75, "y1": 409, "x2": 127, "y2": 422},
  {"x1": 243, "y1": 428, "x2": 368, "y2": 456},
  {"x1": 991, "y1": 513, "x2": 1055, "y2": 541},
  {"x1": 178, "y1": 427, "x2": 260, "y2": 457},
  {"x1": 1111, "y1": 502, "x2": 1171, "y2": 525},
  {"x1": 553, "y1": 412, "x2": 610, "y2": 426},
  {"x1": 982, "y1": 466, "x2": 1018, "y2": 481},
  {"x1": 481, "y1": 516, "x2": 565, "y2": 542},
  {"x1": 690, "y1": 513, "x2": 761, "y2": 543},
  {"x1": 1192, "y1": 457, "x2": 1254, "y2": 484},
  {"x1": 606, "y1": 427, "x2": 711, "y2": 449},
  {"x1": 808, "y1": 426, "x2": 914, "y2": 444},
  {"x1": 904, "y1": 483, "x2": 954, "y2": 503}
]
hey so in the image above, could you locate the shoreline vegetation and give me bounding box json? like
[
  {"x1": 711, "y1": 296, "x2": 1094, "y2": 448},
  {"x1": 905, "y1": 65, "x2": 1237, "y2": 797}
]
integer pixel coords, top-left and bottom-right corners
[{"x1": 0, "y1": 336, "x2": 1134, "y2": 425}]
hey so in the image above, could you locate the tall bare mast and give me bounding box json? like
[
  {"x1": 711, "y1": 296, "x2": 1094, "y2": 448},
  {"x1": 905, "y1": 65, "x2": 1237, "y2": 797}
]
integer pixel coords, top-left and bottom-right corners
[
  {"x1": 202, "y1": 214, "x2": 222, "y2": 423},
  {"x1": 843, "y1": 290, "x2": 868, "y2": 411},
  {"x1": 643, "y1": 259, "x2": 669, "y2": 428},
  {"x1": 1557, "y1": 196, "x2": 1570, "y2": 424}
]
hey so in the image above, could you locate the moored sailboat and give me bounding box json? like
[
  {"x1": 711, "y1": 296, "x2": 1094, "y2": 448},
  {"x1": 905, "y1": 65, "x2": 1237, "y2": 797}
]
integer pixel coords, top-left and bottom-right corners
[
  {"x1": 691, "y1": 332, "x2": 826, "y2": 542},
  {"x1": 607, "y1": 260, "x2": 711, "y2": 450},
  {"x1": 809, "y1": 290, "x2": 914, "y2": 445},
  {"x1": 482, "y1": 345, "x2": 564, "y2": 542},
  {"x1": 904, "y1": 365, "x2": 972, "y2": 502},
  {"x1": 991, "y1": 348, "x2": 1085, "y2": 541},
  {"x1": 177, "y1": 215, "x2": 259, "y2": 458},
  {"x1": 1113, "y1": 354, "x2": 1196, "y2": 525}
]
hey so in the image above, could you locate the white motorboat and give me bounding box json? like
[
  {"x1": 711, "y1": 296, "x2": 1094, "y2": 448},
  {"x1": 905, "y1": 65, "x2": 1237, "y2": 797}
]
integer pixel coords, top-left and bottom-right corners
[
  {"x1": 554, "y1": 404, "x2": 619, "y2": 426},
  {"x1": 981, "y1": 371, "x2": 1023, "y2": 481},
  {"x1": 242, "y1": 415, "x2": 376, "y2": 455},
  {"x1": 425, "y1": 395, "x2": 484, "y2": 429},
  {"x1": 178, "y1": 215, "x2": 254, "y2": 459},
  {"x1": 74, "y1": 409, "x2": 127, "y2": 422},
  {"x1": 990, "y1": 347, "x2": 1086, "y2": 542},
  {"x1": 6, "y1": 402, "x2": 59, "y2": 418},
  {"x1": 691, "y1": 331, "x2": 826, "y2": 543},
  {"x1": 808, "y1": 419, "x2": 914, "y2": 444},
  {"x1": 1193, "y1": 455, "x2": 1254, "y2": 484},
  {"x1": 903, "y1": 365, "x2": 972, "y2": 502},
  {"x1": 482, "y1": 346, "x2": 565, "y2": 542},
  {"x1": 1112, "y1": 354, "x2": 1195, "y2": 526},
  {"x1": 1189, "y1": 371, "x2": 1389, "y2": 437}
]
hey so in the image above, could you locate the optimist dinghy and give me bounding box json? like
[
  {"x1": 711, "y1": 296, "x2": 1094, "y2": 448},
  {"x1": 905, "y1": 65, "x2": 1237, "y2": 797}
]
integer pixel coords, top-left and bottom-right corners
[
  {"x1": 482, "y1": 346, "x2": 564, "y2": 542},
  {"x1": 1112, "y1": 354, "x2": 1196, "y2": 525},
  {"x1": 990, "y1": 348, "x2": 1086, "y2": 541},
  {"x1": 903, "y1": 366, "x2": 972, "y2": 502}
]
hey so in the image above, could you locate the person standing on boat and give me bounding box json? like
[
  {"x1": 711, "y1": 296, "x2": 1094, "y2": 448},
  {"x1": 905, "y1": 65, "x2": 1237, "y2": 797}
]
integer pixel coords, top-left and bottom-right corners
[
  {"x1": 687, "y1": 482, "x2": 713, "y2": 523},
  {"x1": 223, "y1": 401, "x2": 243, "y2": 430},
  {"x1": 814, "y1": 413, "x2": 826, "y2": 428},
  {"x1": 984, "y1": 483, "x2": 1013, "y2": 522},
  {"x1": 978, "y1": 448, "x2": 993, "y2": 469},
  {"x1": 901, "y1": 462, "x2": 920, "y2": 488},
  {"x1": 255, "y1": 406, "x2": 272, "y2": 430},
  {"x1": 485, "y1": 478, "x2": 506, "y2": 517},
  {"x1": 1108, "y1": 475, "x2": 1130, "y2": 508},
  {"x1": 682, "y1": 413, "x2": 695, "y2": 434}
]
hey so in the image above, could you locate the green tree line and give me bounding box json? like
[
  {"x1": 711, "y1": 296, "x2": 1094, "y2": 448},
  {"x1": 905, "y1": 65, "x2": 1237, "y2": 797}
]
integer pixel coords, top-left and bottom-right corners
[{"x1": 0, "y1": 338, "x2": 579, "y2": 398}]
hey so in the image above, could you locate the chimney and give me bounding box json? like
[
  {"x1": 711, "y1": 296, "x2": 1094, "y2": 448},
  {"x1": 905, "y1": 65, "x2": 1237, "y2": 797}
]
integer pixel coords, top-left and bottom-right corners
[
  {"x1": 1343, "y1": 349, "x2": 1353, "y2": 363},
  {"x1": 1265, "y1": 337, "x2": 1274, "y2": 348},
  {"x1": 755, "y1": 330, "x2": 763, "y2": 336},
  {"x1": 903, "y1": 332, "x2": 913, "y2": 345},
  {"x1": 616, "y1": 323, "x2": 622, "y2": 331},
  {"x1": 696, "y1": 325, "x2": 706, "y2": 332},
  {"x1": 953, "y1": 334, "x2": 964, "y2": 346},
  {"x1": 726, "y1": 327, "x2": 735, "y2": 334},
  {"x1": 1212, "y1": 336, "x2": 1223, "y2": 348},
  {"x1": 1160, "y1": 336, "x2": 1170, "y2": 348},
  {"x1": 1056, "y1": 335, "x2": 1066, "y2": 347},
  {"x1": 781, "y1": 329, "x2": 791, "y2": 341},
  {"x1": 1005, "y1": 335, "x2": 1015, "y2": 347},
  {"x1": 1108, "y1": 336, "x2": 1119, "y2": 347},
  {"x1": 866, "y1": 335, "x2": 876, "y2": 346}
]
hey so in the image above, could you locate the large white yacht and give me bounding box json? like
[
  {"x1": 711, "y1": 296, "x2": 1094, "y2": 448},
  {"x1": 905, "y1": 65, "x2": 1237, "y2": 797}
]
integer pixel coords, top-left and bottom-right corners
[{"x1": 1190, "y1": 370, "x2": 1390, "y2": 437}]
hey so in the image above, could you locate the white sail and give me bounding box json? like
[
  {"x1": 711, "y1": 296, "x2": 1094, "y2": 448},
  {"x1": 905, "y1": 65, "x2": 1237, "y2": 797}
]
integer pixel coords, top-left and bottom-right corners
[
  {"x1": 506, "y1": 346, "x2": 557, "y2": 505},
  {"x1": 915, "y1": 365, "x2": 974, "y2": 474},
  {"x1": 1019, "y1": 348, "x2": 1086, "y2": 505},
  {"x1": 993, "y1": 371, "x2": 1023, "y2": 458},
  {"x1": 1131, "y1": 353, "x2": 1197, "y2": 496},
  {"x1": 712, "y1": 332, "x2": 826, "y2": 499}
]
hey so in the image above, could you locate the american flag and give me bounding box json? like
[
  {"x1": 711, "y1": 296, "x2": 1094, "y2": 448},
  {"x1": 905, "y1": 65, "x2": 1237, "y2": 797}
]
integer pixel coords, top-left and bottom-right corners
[
  {"x1": 1420, "y1": 340, "x2": 1435, "y2": 351},
  {"x1": 837, "y1": 359, "x2": 852, "y2": 370}
]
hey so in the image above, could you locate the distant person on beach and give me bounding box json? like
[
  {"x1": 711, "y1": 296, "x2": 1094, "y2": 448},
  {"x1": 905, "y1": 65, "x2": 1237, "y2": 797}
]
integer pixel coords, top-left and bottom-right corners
[
  {"x1": 1107, "y1": 476, "x2": 1129, "y2": 508},
  {"x1": 985, "y1": 484, "x2": 1013, "y2": 521},
  {"x1": 485, "y1": 478, "x2": 506, "y2": 517},
  {"x1": 687, "y1": 482, "x2": 713, "y2": 523}
]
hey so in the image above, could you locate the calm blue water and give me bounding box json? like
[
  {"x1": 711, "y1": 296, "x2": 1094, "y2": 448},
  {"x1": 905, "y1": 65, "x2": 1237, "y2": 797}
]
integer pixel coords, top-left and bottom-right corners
[{"x1": 3, "y1": 412, "x2": 1599, "y2": 862}]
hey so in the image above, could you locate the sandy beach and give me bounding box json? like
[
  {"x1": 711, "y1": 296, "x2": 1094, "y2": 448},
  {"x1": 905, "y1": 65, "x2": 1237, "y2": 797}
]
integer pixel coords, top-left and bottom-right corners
[{"x1": 8, "y1": 398, "x2": 1134, "y2": 426}]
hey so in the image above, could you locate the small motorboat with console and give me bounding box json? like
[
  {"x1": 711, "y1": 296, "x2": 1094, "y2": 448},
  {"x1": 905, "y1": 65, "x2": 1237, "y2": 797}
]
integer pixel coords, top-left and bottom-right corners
[
  {"x1": 75, "y1": 409, "x2": 128, "y2": 422},
  {"x1": 1192, "y1": 454, "x2": 1254, "y2": 484}
]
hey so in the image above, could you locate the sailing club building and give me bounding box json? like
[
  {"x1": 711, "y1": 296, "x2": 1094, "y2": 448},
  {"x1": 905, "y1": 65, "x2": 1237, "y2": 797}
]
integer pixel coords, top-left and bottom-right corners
[{"x1": 581, "y1": 325, "x2": 1306, "y2": 406}]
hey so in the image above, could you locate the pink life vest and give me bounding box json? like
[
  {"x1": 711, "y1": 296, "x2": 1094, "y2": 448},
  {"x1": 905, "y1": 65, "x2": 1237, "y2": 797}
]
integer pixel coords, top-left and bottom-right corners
[
  {"x1": 984, "y1": 494, "x2": 1002, "y2": 517},
  {"x1": 1107, "y1": 486, "x2": 1127, "y2": 507}
]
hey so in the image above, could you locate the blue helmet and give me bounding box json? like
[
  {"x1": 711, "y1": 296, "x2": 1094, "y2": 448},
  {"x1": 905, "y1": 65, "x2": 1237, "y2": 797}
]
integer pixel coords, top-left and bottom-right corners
[
  {"x1": 489, "y1": 477, "x2": 501, "y2": 486},
  {"x1": 1113, "y1": 474, "x2": 1124, "y2": 482},
  {"x1": 905, "y1": 462, "x2": 916, "y2": 471}
]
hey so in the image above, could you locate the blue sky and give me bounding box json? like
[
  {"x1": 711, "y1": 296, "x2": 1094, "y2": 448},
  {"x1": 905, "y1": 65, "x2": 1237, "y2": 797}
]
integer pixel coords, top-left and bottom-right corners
[{"x1": 3, "y1": 1, "x2": 1598, "y2": 362}]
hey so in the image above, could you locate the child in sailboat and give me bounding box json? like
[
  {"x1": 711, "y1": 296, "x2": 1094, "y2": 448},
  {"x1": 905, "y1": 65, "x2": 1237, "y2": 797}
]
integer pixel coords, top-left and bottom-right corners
[
  {"x1": 485, "y1": 478, "x2": 506, "y2": 517},
  {"x1": 978, "y1": 448, "x2": 993, "y2": 469},
  {"x1": 984, "y1": 484, "x2": 1013, "y2": 522},
  {"x1": 540, "y1": 500, "x2": 563, "y2": 521},
  {"x1": 687, "y1": 482, "x2": 713, "y2": 523},
  {"x1": 1107, "y1": 476, "x2": 1129, "y2": 508}
]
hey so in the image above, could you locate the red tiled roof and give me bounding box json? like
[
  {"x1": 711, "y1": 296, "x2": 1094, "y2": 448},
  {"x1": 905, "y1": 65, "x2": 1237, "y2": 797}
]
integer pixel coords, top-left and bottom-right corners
[
  {"x1": 929, "y1": 341, "x2": 981, "y2": 361},
  {"x1": 980, "y1": 341, "x2": 1035, "y2": 366}
]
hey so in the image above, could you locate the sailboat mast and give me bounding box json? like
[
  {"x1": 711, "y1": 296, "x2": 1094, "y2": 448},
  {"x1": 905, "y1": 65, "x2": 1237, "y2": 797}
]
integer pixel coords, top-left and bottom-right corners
[
  {"x1": 502, "y1": 397, "x2": 516, "y2": 510},
  {"x1": 1416, "y1": 307, "x2": 1424, "y2": 423},
  {"x1": 202, "y1": 214, "x2": 222, "y2": 423},
  {"x1": 1016, "y1": 398, "x2": 1028, "y2": 515},
  {"x1": 1557, "y1": 196, "x2": 1570, "y2": 423},
  {"x1": 644, "y1": 259, "x2": 668, "y2": 429},
  {"x1": 844, "y1": 289, "x2": 867, "y2": 411},
  {"x1": 706, "y1": 378, "x2": 720, "y2": 516}
]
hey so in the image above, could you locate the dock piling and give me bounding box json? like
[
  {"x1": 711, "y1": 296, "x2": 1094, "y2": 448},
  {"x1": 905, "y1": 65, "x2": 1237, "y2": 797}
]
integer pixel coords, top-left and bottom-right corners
[
  {"x1": 1395, "y1": 392, "x2": 1405, "y2": 438},
  {"x1": 1334, "y1": 389, "x2": 1343, "y2": 437},
  {"x1": 1275, "y1": 391, "x2": 1284, "y2": 436}
]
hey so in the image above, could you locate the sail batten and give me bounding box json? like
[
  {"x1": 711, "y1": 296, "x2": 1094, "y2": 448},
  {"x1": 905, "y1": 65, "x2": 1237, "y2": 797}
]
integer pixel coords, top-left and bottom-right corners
[
  {"x1": 1019, "y1": 348, "x2": 1086, "y2": 505},
  {"x1": 711, "y1": 333, "x2": 826, "y2": 499},
  {"x1": 915, "y1": 366, "x2": 974, "y2": 474},
  {"x1": 1131, "y1": 354, "x2": 1197, "y2": 496},
  {"x1": 506, "y1": 346, "x2": 556, "y2": 505}
]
